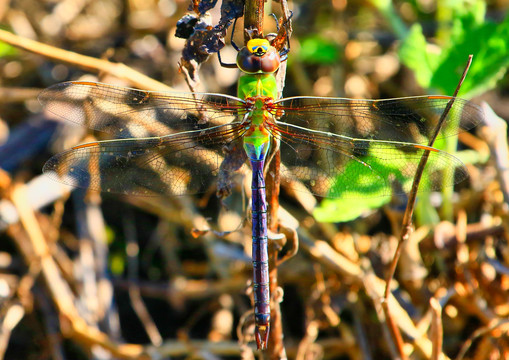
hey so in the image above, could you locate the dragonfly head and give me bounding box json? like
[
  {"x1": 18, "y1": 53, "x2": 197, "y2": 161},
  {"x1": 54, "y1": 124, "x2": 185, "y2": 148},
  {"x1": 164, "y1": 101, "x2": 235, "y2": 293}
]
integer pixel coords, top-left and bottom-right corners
[{"x1": 237, "y1": 38, "x2": 281, "y2": 74}]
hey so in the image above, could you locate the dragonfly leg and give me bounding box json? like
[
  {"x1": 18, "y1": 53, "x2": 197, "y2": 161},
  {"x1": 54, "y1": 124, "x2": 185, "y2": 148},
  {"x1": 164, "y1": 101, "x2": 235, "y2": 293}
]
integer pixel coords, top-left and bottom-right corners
[
  {"x1": 217, "y1": 50, "x2": 238, "y2": 68},
  {"x1": 217, "y1": 16, "x2": 241, "y2": 68},
  {"x1": 229, "y1": 16, "x2": 241, "y2": 51}
]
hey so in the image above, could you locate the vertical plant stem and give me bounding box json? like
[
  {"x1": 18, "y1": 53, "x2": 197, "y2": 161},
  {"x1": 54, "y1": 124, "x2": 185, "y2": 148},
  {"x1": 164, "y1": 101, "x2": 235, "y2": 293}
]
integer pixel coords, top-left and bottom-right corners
[
  {"x1": 267, "y1": 3, "x2": 292, "y2": 358},
  {"x1": 244, "y1": 0, "x2": 264, "y2": 41},
  {"x1": 266, "y1": 150, "x2": 287, "y2": 359},
  {"x1": 382, "y1": 55, "x2": 473, "y2": 360},
  {"x1": 430, "y1": 298, "x2": 443, "y2": 360}
]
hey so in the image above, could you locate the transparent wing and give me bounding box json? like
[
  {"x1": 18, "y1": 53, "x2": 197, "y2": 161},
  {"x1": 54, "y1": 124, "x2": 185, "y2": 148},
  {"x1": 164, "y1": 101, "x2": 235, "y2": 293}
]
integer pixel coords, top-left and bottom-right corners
[
  {"x1": 39, "y1": 81, "x2": 246, "y2": 138},
  {"x1": 274, "y1": 96, "x2": 482, "y2": 145},
  {"x1": 43, "y1": 123, "x2": 246, "y2": 196},
  {"x1": 274, "y1": 122, "x2": 469, "y2": 198}
]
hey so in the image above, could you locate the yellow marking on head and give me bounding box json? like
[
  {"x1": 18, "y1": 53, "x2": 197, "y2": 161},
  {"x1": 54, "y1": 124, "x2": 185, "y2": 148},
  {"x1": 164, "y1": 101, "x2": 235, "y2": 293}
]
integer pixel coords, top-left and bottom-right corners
[
  {"x1": 72, "y1": 142, "x2": 99, "y2": 149},
  {"x1": 247, "y1": 38, "x2": 271, "y2": 55},
  {"x1": 414, "y1": 144, "x2": 439, "y2": 152}
]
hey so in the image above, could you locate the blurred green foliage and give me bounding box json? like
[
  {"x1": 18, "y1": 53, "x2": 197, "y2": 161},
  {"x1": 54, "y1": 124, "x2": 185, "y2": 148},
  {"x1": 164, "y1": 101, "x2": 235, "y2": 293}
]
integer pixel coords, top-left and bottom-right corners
[
  {"x1": 0, "y1": 40, "x2": 16, "y2": 57},
  {"x1": 399, "y1": 0, "x2": 509, "y2": 98},
  {"x1": 314, "y1": 146, "x2": 437, "y2": 222},
  {"x1": 106, "y1": 226, "x2": 126, "y2": 275},
  {"x1": 314, "y1": 0, "x2": 508, "y2": 223},
  {"x1": 313, "y1": 156, "x2": 397, "y2": 222},
  {"x1": 297, "y1": 35, "x2": 341, "y2": 65},
  {"x1": 110, "y1": 252, "x2": 125, "y2": 276}
]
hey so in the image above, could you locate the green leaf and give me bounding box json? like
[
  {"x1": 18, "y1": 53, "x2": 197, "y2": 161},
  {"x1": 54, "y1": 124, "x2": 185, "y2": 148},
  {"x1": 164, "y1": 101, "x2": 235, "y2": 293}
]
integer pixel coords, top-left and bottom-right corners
[
  {"x1": 398, "y1": 1, "x2": 509, "y2": 98},
  {"x1": 398, "y1": 24, "x2": 440, "y2": 89},
  {"x1": 415, "y1": 195, "x2": 440, "y2": 226},
  {"x1": 0, "y1": 41, "x2": 16, "y2": 57},
  {"x1": 314, "y1": 148, "x2": 417, "y2": 223},
  {"x1": 313, "y1": 195, "x2": 389, "y2": 223},
  {"x1": 432, "y1": 13, "x2": 509, "y2": 97},
  {"x1": 312, "y1": 139, "x2": 463, "y2": 223},
  {"x1": 368, "y1": 0, "x2": 408, "y2": 38}
]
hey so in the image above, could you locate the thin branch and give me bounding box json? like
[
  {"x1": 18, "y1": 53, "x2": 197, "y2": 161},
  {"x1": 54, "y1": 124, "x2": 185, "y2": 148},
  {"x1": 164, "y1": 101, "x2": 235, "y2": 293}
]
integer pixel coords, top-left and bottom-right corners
[
  {"x1": 0, "y1": 29, "x2": 172, "y2": 92},
  {"x1": 430, "y1": 297, "x2": 443, "y2": 360},
  {"x1": 244, "y1": 0, "x2": 264, "y2": 41},
  {"x1": 454, "y1": 319, "x2": 509, "y2": 360},
  {"x1": 382, "y1": 55, "x2": 473, "y2": 360},
  {"x1": 124, "y1": 211, "x2": 163, "y2": 347},
  {"x1": 0, "y1": 87, "x2": 41, "y2": 102},
  {"x1": 0, "y1": 303, "x2": 25, "y2": 359},
  {"x1": 479, "y1": 102, "x2": 509, "y2": 203},
  {"x1": 9, "y1": 183, "x2": 145, "y2": 359}
]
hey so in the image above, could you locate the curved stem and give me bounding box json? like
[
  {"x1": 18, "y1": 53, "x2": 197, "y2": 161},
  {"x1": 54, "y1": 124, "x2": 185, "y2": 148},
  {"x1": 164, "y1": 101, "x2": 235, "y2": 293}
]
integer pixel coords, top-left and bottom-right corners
[{"x1": 382, "y1": 55, "x2": 473, "y2": 360}]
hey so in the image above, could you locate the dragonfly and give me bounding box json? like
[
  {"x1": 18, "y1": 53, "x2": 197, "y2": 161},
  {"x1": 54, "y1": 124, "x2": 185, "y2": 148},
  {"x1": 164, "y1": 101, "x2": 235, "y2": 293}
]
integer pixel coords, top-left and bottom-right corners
[{"x1": 40, "y1": 37, "x2": 482, "y2": 350}]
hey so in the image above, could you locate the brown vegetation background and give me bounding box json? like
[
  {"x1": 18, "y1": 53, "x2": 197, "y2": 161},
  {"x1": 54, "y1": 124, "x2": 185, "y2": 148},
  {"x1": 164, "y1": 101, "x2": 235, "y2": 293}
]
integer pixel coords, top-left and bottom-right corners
[{"x1": 0, "y1": 0, "x2": 507, "y2": 359}]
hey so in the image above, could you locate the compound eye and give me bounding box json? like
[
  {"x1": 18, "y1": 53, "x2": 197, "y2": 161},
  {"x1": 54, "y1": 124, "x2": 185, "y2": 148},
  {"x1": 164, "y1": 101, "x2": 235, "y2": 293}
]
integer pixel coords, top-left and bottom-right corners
[
  {"x1": 236, "y1": 43, "x2": 281, "y2": 74},
  {"x1": 260, "y1": 48, "x2": 280, "y2": 73},
  {"x1": 236, "y1": 47, "x2": 261, "y2": 73}
]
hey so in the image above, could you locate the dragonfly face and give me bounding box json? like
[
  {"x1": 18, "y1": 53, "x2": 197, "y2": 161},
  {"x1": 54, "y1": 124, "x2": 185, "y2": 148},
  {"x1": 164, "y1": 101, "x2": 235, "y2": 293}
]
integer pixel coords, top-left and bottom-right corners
[{"x1": 236, "y1": 38, "x2": 281, "y2": 74}]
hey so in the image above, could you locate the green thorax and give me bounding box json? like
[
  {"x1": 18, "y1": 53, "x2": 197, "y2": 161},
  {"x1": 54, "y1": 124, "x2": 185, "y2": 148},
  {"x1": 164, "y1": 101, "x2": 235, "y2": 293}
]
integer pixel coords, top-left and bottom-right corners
[
  {"x1": 238, "y1": 73, "x2": 278, "y2": 161},
  {"x1": 237, "y1": 73, "x2": 278, "y2": 100}
]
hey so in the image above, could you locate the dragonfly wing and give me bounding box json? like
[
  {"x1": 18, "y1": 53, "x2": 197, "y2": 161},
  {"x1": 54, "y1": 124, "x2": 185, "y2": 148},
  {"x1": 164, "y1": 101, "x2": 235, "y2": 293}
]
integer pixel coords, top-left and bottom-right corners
[
  {"x1": 274, "y1": 96, "x2": 482, "y2": 144},
  {"x1": 274, "y1": 122, "x2": 469, "y2": 199},
  {"x1": 43, "y1": 123, "x2": 245, "y2": 196},
  {"x1": 39, "y1": 81, "x2": 245, "y2": 138}
]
